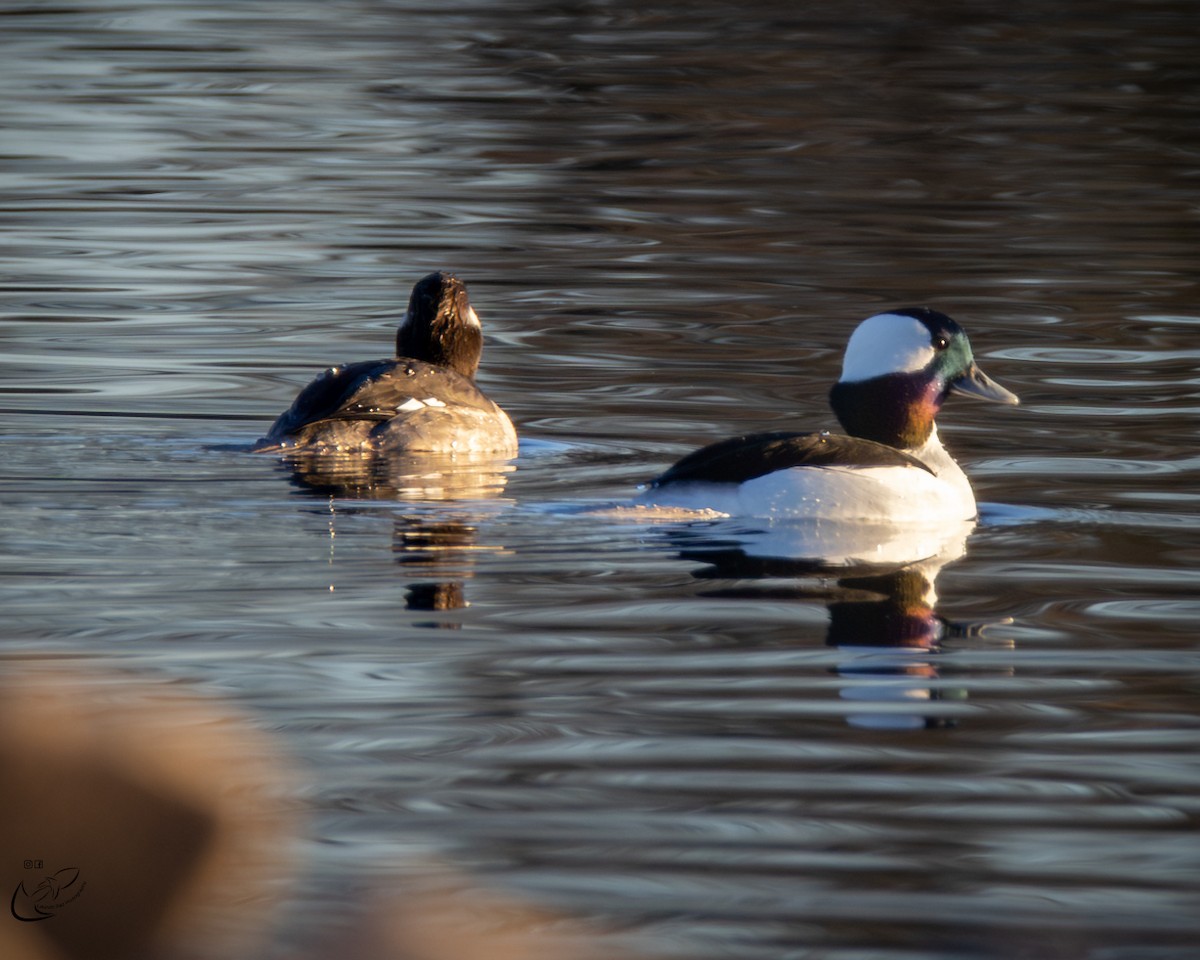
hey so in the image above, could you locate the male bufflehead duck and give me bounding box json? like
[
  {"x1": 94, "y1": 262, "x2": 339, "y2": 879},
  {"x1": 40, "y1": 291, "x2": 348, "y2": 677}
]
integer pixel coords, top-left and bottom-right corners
[
  {"x1": 254, "y1": 272, "x2": 517, "y2": 456},
  {"x1": 640, "y1": 308, "x2": 1018, "y2": 523}
]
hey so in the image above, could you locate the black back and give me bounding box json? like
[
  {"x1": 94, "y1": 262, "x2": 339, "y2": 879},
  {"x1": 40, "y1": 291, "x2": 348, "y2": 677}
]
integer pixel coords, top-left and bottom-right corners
[{"x1": 651, "y1": 430, "x2": 933, "y2": 488}]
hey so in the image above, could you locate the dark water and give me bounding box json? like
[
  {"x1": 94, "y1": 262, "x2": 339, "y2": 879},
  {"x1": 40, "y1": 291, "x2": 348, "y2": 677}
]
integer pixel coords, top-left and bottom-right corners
[{"x1": 2, "y1": 2, "x2": 1199, "y2": 958}]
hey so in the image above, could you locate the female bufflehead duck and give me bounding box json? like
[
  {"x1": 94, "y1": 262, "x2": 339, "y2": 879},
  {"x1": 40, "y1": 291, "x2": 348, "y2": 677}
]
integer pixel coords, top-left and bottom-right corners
[
  {"x1": 641, "y1": 308, "x2": 1018, "y2": 523},
  {"x1": 254, "y1": 272, "x2": 517, "y2": 456}
]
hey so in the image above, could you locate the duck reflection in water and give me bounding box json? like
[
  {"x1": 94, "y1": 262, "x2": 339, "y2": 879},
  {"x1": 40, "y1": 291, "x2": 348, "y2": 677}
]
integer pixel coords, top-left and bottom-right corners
[
  {"x1": 255, "y1": 269, "x2": 518, "y2": 614},
  {"x1": 393, "y1": 518, "x2": 484, "y2": 616},
  {"x1": 672, "y1": 518, "x2": 1008, "y2": 729},
  {"x1": 277, "y1": 449, "x2": 513, "y2": 616}
]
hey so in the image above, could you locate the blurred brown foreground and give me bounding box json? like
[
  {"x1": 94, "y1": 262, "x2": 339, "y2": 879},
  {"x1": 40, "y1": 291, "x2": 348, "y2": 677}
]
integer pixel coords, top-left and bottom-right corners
[{"x1": 0, "y1": 670, "x2": 637, "y2": 960}]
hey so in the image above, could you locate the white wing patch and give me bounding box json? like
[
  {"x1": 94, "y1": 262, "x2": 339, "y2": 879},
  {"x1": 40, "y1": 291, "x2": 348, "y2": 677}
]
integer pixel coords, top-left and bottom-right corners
[{"x1": 396, "y1": 396, "x2": 449, "y2": 413}]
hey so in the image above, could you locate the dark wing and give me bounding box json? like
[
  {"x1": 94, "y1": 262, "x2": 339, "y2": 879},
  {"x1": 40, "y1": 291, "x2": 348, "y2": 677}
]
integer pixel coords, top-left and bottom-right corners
[
  {"x1": 651, "y1": 431, "x2": 934, "y2": 487},
  {"x1": 259, "y1": 358, "x2": 395, "y2": 441},
  {"x1": 260, "y1": 358, "x2": 498, "y2": 442}
]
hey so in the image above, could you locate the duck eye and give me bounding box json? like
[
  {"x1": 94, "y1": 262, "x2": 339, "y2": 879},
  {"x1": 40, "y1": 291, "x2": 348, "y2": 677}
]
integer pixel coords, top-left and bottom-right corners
[{"x1": 933, "y1": 336, "x2": 949, "y2": 351}]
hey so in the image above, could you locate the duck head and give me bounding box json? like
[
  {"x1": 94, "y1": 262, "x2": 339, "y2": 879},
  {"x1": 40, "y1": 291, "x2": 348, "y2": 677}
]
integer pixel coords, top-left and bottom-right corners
[
  {"x1": 396, "y1": 271, "x2": 484, "y2": 379},
  {"x1": 829, "y1": 307, "x2": 1018, "y2": 449}
]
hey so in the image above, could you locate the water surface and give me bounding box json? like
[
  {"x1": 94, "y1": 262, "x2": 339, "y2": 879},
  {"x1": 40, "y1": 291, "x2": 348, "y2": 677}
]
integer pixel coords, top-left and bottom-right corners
[{"x1": 2, "y1": 2, "x2": 1198, "y2": 958}]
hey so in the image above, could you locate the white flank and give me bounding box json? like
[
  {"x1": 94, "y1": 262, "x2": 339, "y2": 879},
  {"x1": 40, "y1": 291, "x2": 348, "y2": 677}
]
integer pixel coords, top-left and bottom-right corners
[
  {"x1": 839, "y1": 313, "x2": 935, "y2": 382},
  {"x1": 640, "y1": 426, "x2": 976, "y2": 525},
  {"x1": 640, "y1": 455, "x2": 975, "y2": 524}
]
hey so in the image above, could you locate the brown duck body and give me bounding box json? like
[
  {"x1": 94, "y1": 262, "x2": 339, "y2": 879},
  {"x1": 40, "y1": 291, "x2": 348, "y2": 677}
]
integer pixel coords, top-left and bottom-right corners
[
  {"x1": 254, "y1": 272, "x2": 516, "y2": 456},
  {"x1": 254, "y1": 357, "x2": 516, "y2": 454}
]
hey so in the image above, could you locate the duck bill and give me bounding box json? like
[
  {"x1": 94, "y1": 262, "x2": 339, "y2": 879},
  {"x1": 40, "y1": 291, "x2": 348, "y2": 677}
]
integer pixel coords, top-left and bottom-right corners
[{"x1": 949, "y1": 363, "x2": 1020, "y2": 405}]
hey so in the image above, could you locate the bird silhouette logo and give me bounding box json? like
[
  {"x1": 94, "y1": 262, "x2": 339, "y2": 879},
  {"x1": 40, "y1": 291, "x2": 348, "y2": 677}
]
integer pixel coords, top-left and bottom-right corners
[{"x1": 10, "y1": 867, "x2": 83, "y2": 921}]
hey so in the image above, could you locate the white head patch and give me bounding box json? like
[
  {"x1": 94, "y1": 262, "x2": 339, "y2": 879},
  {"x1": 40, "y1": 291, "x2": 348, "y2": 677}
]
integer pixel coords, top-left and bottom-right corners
[{"x1": 839, "y1": 313, "x2": 936, "y2": 383}]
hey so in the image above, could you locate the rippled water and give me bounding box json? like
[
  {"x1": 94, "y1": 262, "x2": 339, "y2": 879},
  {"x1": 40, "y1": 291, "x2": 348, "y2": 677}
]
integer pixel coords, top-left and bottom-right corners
[{"x1": 3, "y1": 2, "x2": 1199, "y2": 958}]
